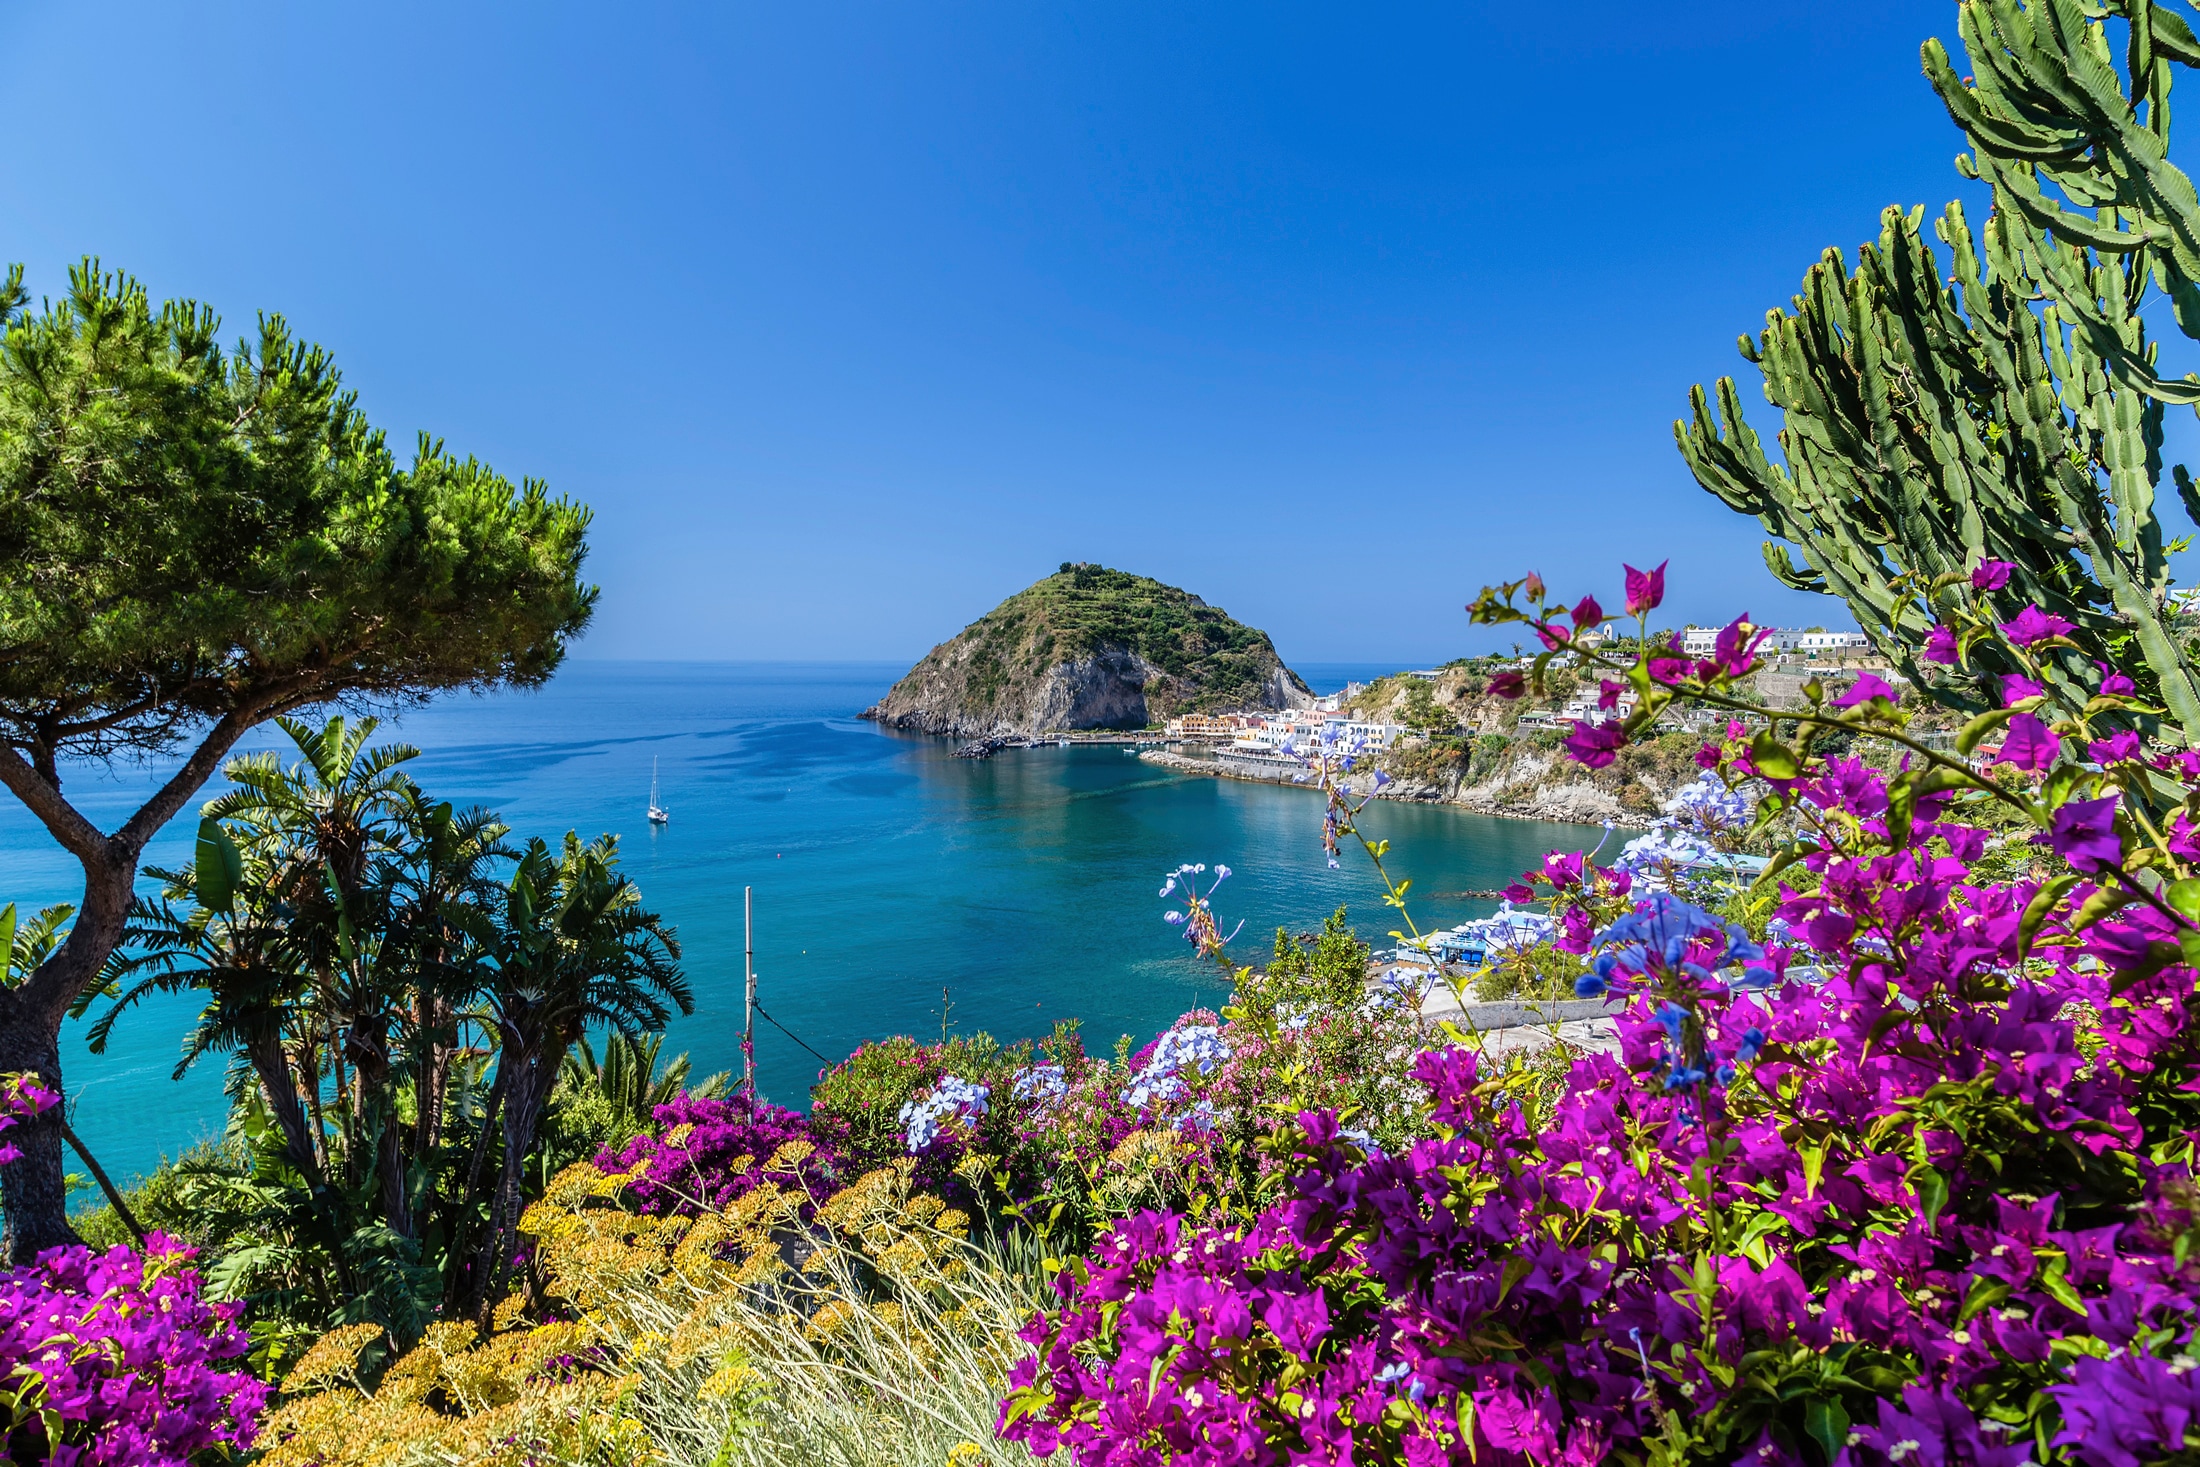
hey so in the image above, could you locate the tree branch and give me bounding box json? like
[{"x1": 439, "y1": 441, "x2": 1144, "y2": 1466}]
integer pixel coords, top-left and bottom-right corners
[
  {"x1": 112, "y1": 700, "x2": 278, "y2": 857},
  {"x1": 0, "y1": 745, "x2": 104, "y2": 864}
]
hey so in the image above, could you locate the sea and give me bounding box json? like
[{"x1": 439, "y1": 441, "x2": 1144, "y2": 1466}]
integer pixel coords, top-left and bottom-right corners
[{"x1": 0, "y1": 661, "x2": 1610, "y2": 1196}]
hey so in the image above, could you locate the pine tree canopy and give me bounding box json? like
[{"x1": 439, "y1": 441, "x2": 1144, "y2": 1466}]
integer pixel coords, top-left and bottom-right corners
[{"x1": 0, "y1": 260, "x2": 597, "y2": 776}]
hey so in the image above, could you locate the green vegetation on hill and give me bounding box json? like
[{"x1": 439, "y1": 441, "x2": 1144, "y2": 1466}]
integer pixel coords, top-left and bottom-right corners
[
  {"x1": 867, "y1": 562, "x2": 1308, "y2": 734},
  {"x1": 970, "y1": 563, "x2": 1289, "y2": 712}
]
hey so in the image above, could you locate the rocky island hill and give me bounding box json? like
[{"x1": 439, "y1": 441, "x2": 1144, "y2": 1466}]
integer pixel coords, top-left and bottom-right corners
[{"x1": 862, "y1": 563, "x2": 1311, "y2": 738}]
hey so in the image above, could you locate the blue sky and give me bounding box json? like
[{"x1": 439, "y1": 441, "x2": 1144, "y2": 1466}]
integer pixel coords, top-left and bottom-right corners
[{"x1": 3, "y1": 3, "x2": 1994, "y2": 666}]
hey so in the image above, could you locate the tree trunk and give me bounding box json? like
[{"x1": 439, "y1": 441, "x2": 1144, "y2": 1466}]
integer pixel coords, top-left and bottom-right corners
[
  {"x1": 246, "y1": 1032, "x2": 321, "y2": 1183},
  {"x1": 0, "y1": 708, "x2": 270, "y2": 1257},
  {"x1": 0, "y1": 850, "x2": 135, "y2": 1263},
  {"x1": 473, "y1": 1044, "x2": 552, "y2": 1325},
  {"x1": 443, "y1": 1063, "x2": 506, "y2": 1315},
  {"x1": 0, "y1": 1017, "x2": 77, "y2": 1262}
]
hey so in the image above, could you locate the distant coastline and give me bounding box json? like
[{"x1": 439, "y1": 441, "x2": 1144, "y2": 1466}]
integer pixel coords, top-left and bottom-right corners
[{"x1": 1135, "y1": 746, "x2": 1657, "y2": 830}]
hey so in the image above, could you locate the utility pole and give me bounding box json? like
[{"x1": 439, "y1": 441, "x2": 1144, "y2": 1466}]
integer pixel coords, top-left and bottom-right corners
[{"x1": 744, "y1": 885, "x2": 756, "y2": 1095}]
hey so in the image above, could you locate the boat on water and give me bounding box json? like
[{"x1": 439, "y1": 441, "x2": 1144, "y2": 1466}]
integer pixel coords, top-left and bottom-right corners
[{"x1": 647, "y1": 757, "x2": 670, "y2": 825}]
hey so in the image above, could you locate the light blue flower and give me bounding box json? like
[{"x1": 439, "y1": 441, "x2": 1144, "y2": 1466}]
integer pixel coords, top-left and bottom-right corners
[{"x1": 898, "y1": 1074, "x2": 991, "y2": 1152}]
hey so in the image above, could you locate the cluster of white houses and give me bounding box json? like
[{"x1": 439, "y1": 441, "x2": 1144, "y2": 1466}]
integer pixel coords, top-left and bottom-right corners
[
  {"x1": 1162, "y1": 710, "x2": 1407, "y2": 766},
  {"x1": 1678, "y1": 626, "x2": 1870, "y2": 657},
  {"x1": 1163, "y1": 626, "x2": 1878, "y2": 751}
]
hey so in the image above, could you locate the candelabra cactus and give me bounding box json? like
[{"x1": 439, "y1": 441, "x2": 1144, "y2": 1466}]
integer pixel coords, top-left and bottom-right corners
[{"x1": 1678, "y1": 0, "x2": 2200, "y2": 745}]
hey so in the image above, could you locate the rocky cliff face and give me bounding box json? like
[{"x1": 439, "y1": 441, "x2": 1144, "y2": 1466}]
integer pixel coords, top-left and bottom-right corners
[{"x1": 862, "y1": 564, "x2": 1311, "y2": 738}]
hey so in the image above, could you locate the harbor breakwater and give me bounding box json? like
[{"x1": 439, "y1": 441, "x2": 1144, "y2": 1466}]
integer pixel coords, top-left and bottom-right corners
[{"x1": 1138, "y1": 746, "x2": 1660, "y2": 829}]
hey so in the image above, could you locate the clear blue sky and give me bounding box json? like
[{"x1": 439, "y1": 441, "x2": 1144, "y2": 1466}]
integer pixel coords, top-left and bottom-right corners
[{"x1": 2, "y1": 4, "x2": 1997, "y2": 666}]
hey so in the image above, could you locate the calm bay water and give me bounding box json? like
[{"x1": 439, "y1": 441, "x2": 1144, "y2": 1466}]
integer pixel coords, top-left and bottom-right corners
[{"x1": 0, "y1": 661, "x2": 1607, "y2": 1194}]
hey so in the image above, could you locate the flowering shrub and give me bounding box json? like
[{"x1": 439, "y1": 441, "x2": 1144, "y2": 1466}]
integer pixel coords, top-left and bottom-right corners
[
  {"x1": 999, "y1": 567, "x2": 2200, "y2": 1467},
  {"x1": 0, "y1": 1232, "x2": 268, "y2": 1466},
  {"x1": 811, "y1": 1032, "x2": 1049, "y2": 1195},
  {"x1": 599, "y1": 1090, "x2": 837, "y2": 1216}
]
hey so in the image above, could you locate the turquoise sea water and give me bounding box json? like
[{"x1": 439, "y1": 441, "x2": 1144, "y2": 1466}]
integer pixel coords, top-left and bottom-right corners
[{"x1": 0, "y1": 661, "x2": 1608, "y2": 1195}]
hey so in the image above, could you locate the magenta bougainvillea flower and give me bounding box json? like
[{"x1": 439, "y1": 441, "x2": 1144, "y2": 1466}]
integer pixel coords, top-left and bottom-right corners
[
  {"x1": 602, "y1": 1091, "x2": 837, "y2": 1215},
  {"x1": 1971, "y1": 558, "x2": 2016, "y2": 591},
  {"x1": 1923, "y1": 624, "x2": 1960, "y2": 665},
  {"x1": 1560, "y1": 720, "x2": 1625, "y2": 769},
  {"x1": 2038, "y1": 794, "x2": 2122, "y2": 873},
  {"x1": 2001, "y1": 604, "x2": 2076, "y2": 646},
  {"x1": 2090, "y1": 730, "x2": 2143, "y2": 765},
  {"x1": 0, "y1": 1233, "x2": 266, "y2": 1465},
  {"x1": 1623, "y1": 560, "x2": 1666, "y2": 615},
  {"x1": 1995, "y1": 712, "x2": 2062, "y2": 771},
  {"x1": 1832, "y1": 671, "x2": 1896, "y2": 707}
]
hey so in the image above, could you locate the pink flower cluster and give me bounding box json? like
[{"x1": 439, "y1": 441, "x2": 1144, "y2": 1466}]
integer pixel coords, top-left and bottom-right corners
[
  {"x1": 0, "y1": 1233, "x2": 268, "y2": 1465},
  {"x1": 600, "y1": 1091, "x2": 838, "y2": 1216},
  {"x1": 0, "y1": 1071, "x2": 58, "y2": 1168}
]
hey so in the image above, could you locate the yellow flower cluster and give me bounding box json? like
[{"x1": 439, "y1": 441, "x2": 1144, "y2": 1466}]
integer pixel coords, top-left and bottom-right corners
[{"x1": 258, "y1": 1145, "x2": 1035, "y2": 1466}]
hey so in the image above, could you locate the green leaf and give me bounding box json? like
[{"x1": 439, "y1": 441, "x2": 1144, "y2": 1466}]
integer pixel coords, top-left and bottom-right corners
[
  {"x1": 2168, "y1": 879, "x2": 2200, "y2": 925},
  {"x1": 1909, "y1": 1163, "x2": 1950, "y2": 1233},
  {"x1": 0, "y1": 905, "x2": 15, "y2": 983},
  {"x1": 2019, "y1": 875, "x2": 2079, "y2": 958},
  {"x1": 193, "y1": 819, "x2": 241, "y2": 914},
  {"x1": 1493, "y1": 1253, "x2": 1535, "y2": 1308},
  {"x1": 1804, "y1": 1396, "x2": 1850, "y2": 1463},
  {"x1": 1955, "y1": 707, "x2": 2016, "y2": 756},
  {"x1": 1958, "y1": 1273, "x2": 2012, "y2": 1324},
  {"x1": 1750, "y1": 730, "x2": 1800, "y2": 780}
]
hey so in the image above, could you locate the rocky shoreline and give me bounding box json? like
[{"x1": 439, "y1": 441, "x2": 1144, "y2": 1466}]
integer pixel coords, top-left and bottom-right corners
[{"x1": 1135, "y1": 748, "x2": 1658, "y2": 830}]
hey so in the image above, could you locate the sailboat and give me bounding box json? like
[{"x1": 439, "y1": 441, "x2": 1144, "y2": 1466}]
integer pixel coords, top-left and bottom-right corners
[{"x1": 647, "y1": 757, "x2": 670, "y2": 825}]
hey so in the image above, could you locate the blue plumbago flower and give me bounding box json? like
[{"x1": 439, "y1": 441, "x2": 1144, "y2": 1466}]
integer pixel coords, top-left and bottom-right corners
[
  {"x1": 1574, "y1": 971, "x2": 1608, "y2": 998},
  {"x1": 1011, "y1": 1063, "x2": 1068, "y2": 1107},
  {"x1": 1594, "y1": 894, "x2": 1727, "y2": 953},
  {"x1": 1722, "y1": 928, "x2": 1765, "y2": 967},
  {"x1": 1662, "y1": 1064, "x2": 1709, "y2": 1090},
  {"x1": 1373, "y1": 770, "x2": 1392, "y2": 788},
  {"x1": 1665, "y1": 770, "x2": 1755, "y2": 831},
  {"x1": 1122, "y1": 1071, "x2": 1187, "y2": 1109},
  {"x1": 1175, "y1": 1099, "x2": 1218, "y2": 1133},
  {"x1": 1121, "y1": 1025, "x2": 1231, "y2": 1112},
  {"x1": 1338, "y1": 1125, "x2": 1381, "y2": 1155},
  {"x1": 1735, "y1": 1026, "x2": 1766, "y2": 1062},
  {"x1": 1163, "y1": 910, "x2": 1186, "y2": 925},
  {"x1": 898, "y1": 1074, "x2": 991, "y2": 1152}
]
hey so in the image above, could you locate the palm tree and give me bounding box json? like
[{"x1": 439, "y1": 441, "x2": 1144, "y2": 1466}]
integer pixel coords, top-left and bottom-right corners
[
  {"x1": 560, "y1": 1030, "x2": 729, "y2": 1125},
  {"x1": 371, "y1": 792, "x2": 512, "y2": 1245},
  {"x1": 209, "y1": 715, "x2": 422, "y2": 1235},
  {"x1": 466, "y1": 833, "x2": 688, "y2": 1318},
  {"x1": 91, "y1": 841, "x2": 323, "y2": 1184}
]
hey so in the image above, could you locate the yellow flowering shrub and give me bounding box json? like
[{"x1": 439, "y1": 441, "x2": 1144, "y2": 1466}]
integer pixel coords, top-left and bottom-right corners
[{"x1": 260, "y1": 1150, "x2": 1044, "y2": 1466}]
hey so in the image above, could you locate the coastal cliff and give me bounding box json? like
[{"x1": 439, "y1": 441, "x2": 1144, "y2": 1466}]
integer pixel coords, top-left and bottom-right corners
[{"x1": 863, "y1": 564, "x2": 1311, "y2": 738}]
